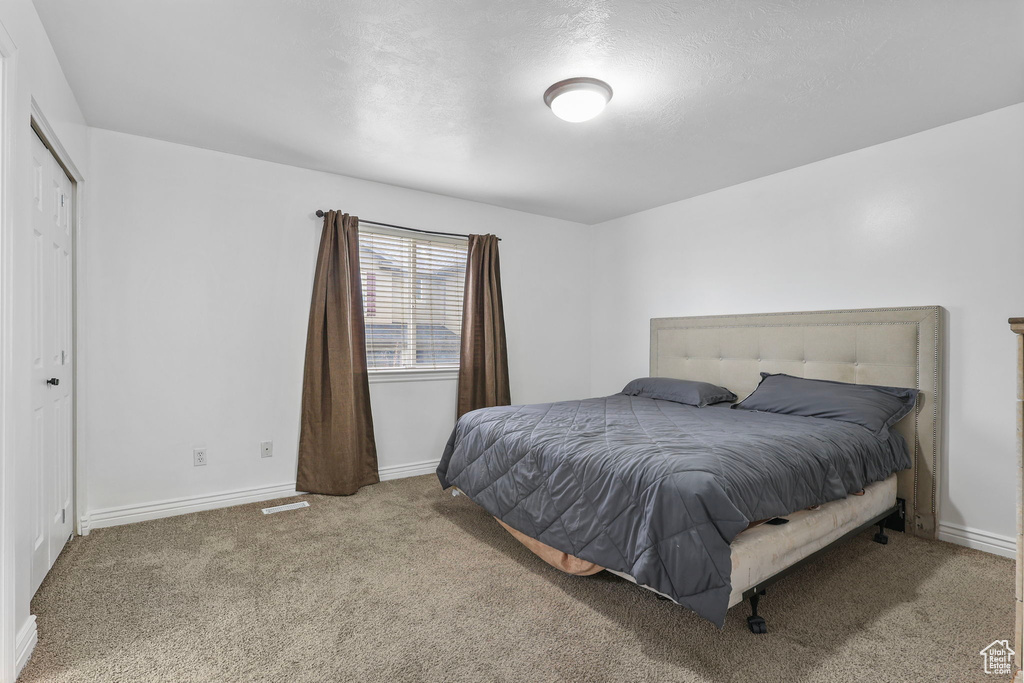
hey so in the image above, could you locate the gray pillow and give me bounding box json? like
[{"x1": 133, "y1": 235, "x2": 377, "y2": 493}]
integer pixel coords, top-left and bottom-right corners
[
  {"x1": 620, "y1": 377, "x2": 737, "y2": 408},
  {"x1": 733, "y1": 373, "x2": 919, "y2": 438}
]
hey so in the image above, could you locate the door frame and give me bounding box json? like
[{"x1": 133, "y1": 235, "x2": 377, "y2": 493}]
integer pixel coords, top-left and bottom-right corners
[
  {"x1": 29, "y1": 101, "x2": 86, "y2": 548},
  {"x1": 0, "y1": 19, "x2": 17, "y2": 683}
]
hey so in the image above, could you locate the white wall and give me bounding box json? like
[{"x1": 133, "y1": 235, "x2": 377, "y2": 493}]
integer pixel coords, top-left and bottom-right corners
[
  {"x1": 589, "y1": 104, "x2": 1024, "y2": 548},
  {"x1": 0, "y1": 0, "x2": 90, "y2": 677},
  {"x1": 80, "y1": 128, "x2": 591, "y2": 519},
  {"x1": 81, "y1": 105, "x2": 1024, "y2": 554}
]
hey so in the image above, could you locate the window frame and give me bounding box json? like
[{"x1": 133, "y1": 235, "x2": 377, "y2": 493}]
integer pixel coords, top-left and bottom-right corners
[{"x1": 358, "y1": 224, "x2": 467, "y2": 382}]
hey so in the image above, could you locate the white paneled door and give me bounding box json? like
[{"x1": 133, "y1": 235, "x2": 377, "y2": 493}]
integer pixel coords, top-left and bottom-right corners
[{"x1": 29, "y1": 130, "x2": 74, "y2": 594}]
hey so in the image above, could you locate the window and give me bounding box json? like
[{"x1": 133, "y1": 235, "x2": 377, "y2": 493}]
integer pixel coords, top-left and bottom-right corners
[{"x1": 359, "y1": 227, "x2": 468, "y2": 371}]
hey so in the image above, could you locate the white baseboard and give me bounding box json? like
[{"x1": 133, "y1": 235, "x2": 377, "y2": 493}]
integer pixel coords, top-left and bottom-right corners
[
  {"x1": 84, "y1": 459, "x2": 440, "y2": 531},
  {"x1": 86, "y1": 482, "x2": 301, "y2": 531},
  {"x1": 378, "y1": 458, "x2": 440, "y2": 481},
  {"x1": 15, "y1": 615, "x2": 36, "y2": 677},
  {"x1": 938, "y1": 522, "x2": 1016, "y2": 559}
]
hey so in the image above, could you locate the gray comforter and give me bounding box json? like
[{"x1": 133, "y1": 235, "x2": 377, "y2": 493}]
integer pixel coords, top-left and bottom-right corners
[{"x1": 436, "y1": 395, "x2": 911, "y2": 627}]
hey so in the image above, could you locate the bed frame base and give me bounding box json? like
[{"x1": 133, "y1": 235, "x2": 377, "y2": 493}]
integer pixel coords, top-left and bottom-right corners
[
  {"x1": 741, "y1": 498, "x2": 905, "y2": 634},
  {"x1": 747, "y1": 590, "x2": 768, "y2": 634},
  {"x1": 873, "y1": 520, "x2": 889, "y2": 545}
]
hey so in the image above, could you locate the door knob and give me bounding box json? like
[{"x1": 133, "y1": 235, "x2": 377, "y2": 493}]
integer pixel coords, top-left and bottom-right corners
[{"x1": 46, "y1": 377, "x2": 59, "y2": 386}]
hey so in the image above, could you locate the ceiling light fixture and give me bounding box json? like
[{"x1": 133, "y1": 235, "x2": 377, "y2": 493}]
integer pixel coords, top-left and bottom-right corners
[{"x1": 543, "y1": 77, "x2": 613, "y2": 123}]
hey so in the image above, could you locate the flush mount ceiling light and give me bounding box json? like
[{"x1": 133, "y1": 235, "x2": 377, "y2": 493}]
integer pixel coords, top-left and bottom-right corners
[{"x1": 543, "y1": 77, "x2": 613, "y2": 123}]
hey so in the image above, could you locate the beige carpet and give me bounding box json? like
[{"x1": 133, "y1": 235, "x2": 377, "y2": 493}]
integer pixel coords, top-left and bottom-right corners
[{"x1": 20, "y1": 475, "x2": 1013, "y2": 683}]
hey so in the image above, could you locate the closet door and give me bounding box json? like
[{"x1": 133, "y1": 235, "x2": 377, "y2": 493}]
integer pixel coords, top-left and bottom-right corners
[{"x1": 29, "y1": 130, "x2": 74, "y2": 594}]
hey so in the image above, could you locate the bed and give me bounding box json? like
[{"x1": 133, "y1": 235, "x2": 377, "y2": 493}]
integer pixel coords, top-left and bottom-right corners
[{"x1": 437, "y1": 307, "x2": 945, "y2": 632}]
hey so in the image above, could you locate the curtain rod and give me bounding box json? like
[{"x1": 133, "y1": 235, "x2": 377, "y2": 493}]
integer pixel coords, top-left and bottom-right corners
[{"x1": 314, "y1": 210, "x2": 500, "y2": 241}]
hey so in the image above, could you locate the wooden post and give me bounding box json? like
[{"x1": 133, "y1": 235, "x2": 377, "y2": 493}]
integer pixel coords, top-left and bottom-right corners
[{"x1": 1010, "y1": 318, "x2": 1024, "y2": 683}]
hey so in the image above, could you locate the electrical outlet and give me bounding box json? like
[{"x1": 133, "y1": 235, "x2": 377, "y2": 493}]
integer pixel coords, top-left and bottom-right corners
[
  {"x1": 193, "y1": 448, "x2": 207, "y2": 467},
  {"x1": 260, "y1": 441, "x2": 273, "y2": 459}
]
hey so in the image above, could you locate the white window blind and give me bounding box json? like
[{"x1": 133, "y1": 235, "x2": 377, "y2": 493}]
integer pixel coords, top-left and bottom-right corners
[{"x1": 359, "y1": 226, "x2": 468, "y2": 371}]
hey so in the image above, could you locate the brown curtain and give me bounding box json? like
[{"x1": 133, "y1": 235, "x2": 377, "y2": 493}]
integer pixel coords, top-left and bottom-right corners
[
  {"x1": 296, "y1": 211, "x2": 379, "y2": 495},
  {"x1": 457, "y1": 234, "x2": 510, "y2": 418}
]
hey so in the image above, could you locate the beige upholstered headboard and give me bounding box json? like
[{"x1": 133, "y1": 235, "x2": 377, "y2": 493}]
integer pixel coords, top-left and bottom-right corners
[{"x1": 651, "y1": 306, "x2": 945, "y2": 539}]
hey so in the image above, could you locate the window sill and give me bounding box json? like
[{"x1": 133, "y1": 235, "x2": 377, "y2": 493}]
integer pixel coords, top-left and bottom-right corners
[{"x1": 367, "y1": 368, "x2": 460, "y2": 384}]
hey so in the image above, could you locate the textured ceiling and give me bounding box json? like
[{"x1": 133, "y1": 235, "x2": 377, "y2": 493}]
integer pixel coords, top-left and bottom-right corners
[{"x1": 34, "y1": 0, "x2": 1024, "y2": 224}]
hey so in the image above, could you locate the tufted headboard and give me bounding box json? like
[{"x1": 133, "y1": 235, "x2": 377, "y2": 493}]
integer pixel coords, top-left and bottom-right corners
[{"x1": 650, "y1": 306, "x2": 945, "y2": 539}]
